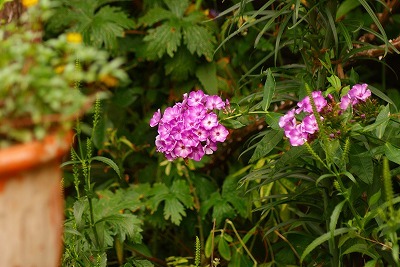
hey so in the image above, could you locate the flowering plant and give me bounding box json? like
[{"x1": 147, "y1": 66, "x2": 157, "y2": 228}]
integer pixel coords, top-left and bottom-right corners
[
  {"x1": 279, "y1": 83, "x2": 373, "y2": 147},
  {"x1": 0, "y1": 0, "x2": 128, "y2": 147},
  {"x1": 150, "y1": 90, "x2": 229, "y2": 161}
]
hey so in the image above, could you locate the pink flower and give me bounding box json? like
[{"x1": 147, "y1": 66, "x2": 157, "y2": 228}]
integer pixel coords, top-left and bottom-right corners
[
  {"x1": 340, "y1": 83, "x2": 371, "y2": 110},
  {"x1": 349, "y1": 83, "x2": 371, "y2": 102},
  {"x1": 150, "y1": 90, "x2": 229, "y2": 161},
  {"x1": 206, "y1": 95, "x2": 225, "y2": 110},
  {"x1": 150, "y1": 109, "x2": 161, "y2": 127},
  {"x1": 287, "y1": 125, "x2": 308, "y2": 146},
  {"x1": 202, "y1": 113, "x2": 219, "y2": 130},
  {"x1": 210, "y1": 124, "x2": 229, "y2": 142},
  {"x1": 301, "y1": 114, "x2": 319, "y2": 134}
]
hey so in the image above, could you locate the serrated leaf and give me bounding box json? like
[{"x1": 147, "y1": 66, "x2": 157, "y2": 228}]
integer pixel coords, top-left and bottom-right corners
[
  {"x1": 144, "y1": 21, "x2": 182, "y2": 58},
  {"x1": 384, "y1": 142, "x2": 400, "y2": 165},
  {"x1": 218, "y1": 238, "x2": 231, "y2": 261},
  {"x1": 249, "y1": 130, "x2": 283, "y2": 163},
  {"x1": 183, "y1": 23, "x2": 215, "y2": 59},
  {"x1": 165, "y1": 48, "x2": 196, "y2": 80},
  {"x1": 91, "y1": 155, "x2": 121, "y2": 178},
  {"x1": 139, "y1": 6, "x2": 173, "y2": 26},
  {"x1": 261, "y1": 69, "x2": 275, "y2": 111},
  {"x1": 163, "y1": 0, "x2": 189, "y2": 17},
  {"x1": 195, "y1": 62, "x2": 218, "y2": 95},
  {"x1": 82, "y1": 6, "x2": 134, "y2": 50},
  {"x1": 170, "y1": 179, "x2": 194, "y2": 208},
  {"x1": 164, "y1": 195, "x2": 186, "y2": 225}
]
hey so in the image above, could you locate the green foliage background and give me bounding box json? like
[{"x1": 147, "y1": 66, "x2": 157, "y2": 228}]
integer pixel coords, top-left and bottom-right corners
[{"x1": 37, "y1": 0, "x2": 400, "y2": 266}]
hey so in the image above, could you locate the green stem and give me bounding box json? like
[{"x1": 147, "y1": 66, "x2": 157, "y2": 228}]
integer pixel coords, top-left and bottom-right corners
[
  {"x1": 337, "y1": 176, "x2": 363, "y2": 229},
  {"x1": 226, "y1": 219, "x2": 257, "y2": 267},
  {"x1": 324, "y1": 189, "x2": 339, "y2": 267},
  {"x1": 195, "y1": 0, "x2": 202, "y2": 10}
]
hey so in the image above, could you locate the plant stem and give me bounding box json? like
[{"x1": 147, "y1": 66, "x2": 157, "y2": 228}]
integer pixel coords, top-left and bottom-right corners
[{"x1": 226, "y1": 219, "x2": 258, "y2": 267}]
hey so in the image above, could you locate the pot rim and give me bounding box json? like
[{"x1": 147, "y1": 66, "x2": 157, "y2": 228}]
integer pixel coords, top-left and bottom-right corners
[{"x1": 0, "y1": 131, "x2": 73, "y2": 177}]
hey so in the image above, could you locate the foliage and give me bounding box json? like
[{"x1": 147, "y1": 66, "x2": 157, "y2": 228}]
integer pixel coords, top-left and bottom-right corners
[
  {"x1": 0, "y1": 0, "x2": 128, "y2": 147},
  {"x1": 33, "y1": 0, "x2": 400, "y2": 266}
]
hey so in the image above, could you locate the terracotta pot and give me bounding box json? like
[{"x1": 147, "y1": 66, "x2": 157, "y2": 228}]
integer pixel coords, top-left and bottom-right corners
[{"x1": 0, "y1": 131, "x2": 73, "y2": 267}]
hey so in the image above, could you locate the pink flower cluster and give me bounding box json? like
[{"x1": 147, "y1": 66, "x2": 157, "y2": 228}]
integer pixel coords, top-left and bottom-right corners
[
  {"x1": 279, "y1": 91, "x2": 326, "y2": 146},
  {"x1": 279, "y1": 84, "x2": 372, "y2": 147},
  {"x1": 339, "y1": 83, "x2": 371, "y2": 110},
  {"x1": 150, "y1": 90, "x2": 229, "y2": 161}
]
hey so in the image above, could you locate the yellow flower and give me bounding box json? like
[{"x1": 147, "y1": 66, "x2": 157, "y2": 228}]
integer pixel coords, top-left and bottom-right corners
[
  {"x1": 22, "y1": 0, "x2": 38, "y2": 8},
  {"x1": 66, "y1": 32, "x2": 82, "y2": 44}
]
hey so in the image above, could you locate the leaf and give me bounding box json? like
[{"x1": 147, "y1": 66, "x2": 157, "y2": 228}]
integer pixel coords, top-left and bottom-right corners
[
  {"x1": 300, "y1": 228, "x2": 355, "y2": 262},
  {"x1": 264, "y1": 112, "x2": 281, "y2": 130},
  {"x1": 384, "y1": 142, "x2": 400, "y2": 165},
  {"x1": 163, "y1": 0, "x2": 189, "y2": 17},
  {"x1": 183, "y1": 23, "x2": 215, "y2": 59},
  {"x1": 329, "y1": 200, "x2": 346, "y2": 238},
  {"x1": 195, "y1": 62, "x2": 218, "y2": 95},
  {"x1": 368, "y1": 189, "x2": 381, "y2": 206},
  {"x1": 170, "y1": 179, "x2": 194, "y2": 208},
  {"x1": 218, "y1": 237, "x2": 231, "y2": 261},
  {"x1": 73, "y1": 199, "x2": 88, "y2": 230},
  {"x1": 165, "y1": 48, "x2": 196, "y2": 80},
  {"x1": 249, "y1": 129, "x2": 283, "y2": 163},
  {"x1": 368, "y1": 85, "x2": 396, "y2": 108},
  {"x1": 349, "y1": 146, "x2": 374, "y2": 184},
  {"x1": 261, "y1": 69, "x2": 275, "y2": 111},
  {"x1": 91, "y1": 156, "x2": 121, "y2": 178},
  {"x1": 83, "y1": 6, "x2": 134, "y2": 50},
  {"x1": 163, "y1": 195, "x2": 186, "y2": 225},
  {"x1": 342, "y1": 243, "x2": 378, "y2": 259},
  {"x1": 139, "y1": 6, "x2": 173, "y2": 26},
  {"x1": 336, "y1": 0, "x2": 361, "y2": 19},
  {"x1": 128, "y1": 259, "x2": 154, "y2": 267},
  {"x1": 143, "y1": 21, "x2": 182, "y2": 59}
]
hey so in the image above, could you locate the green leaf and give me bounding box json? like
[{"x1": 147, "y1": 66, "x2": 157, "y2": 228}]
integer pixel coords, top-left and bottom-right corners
[
  {"x1": 249, "y1": 130, "x2": 283, "y2": 163},
  {"x1": 218, "y1": 237, "x2": 231, "y2": 261},
  {"x1": 163, "y1": 0, "x2": 189, "y2": 17},
  {"x1": 368, "y1": 189, "x2": 381, "y2": 206},
  {"x1": 0, "y1": 0, "x2": 12, "y2": 9},
  {"x1": 183, "y1": 23, "x2": 215, "y2": 59},
  {"x1": 330, "y1": 200, "x2": 346, "y2": 238},
  {"x1": 384, "y1": 142, "x2": 400, "y2": 165},
  {"x1": 83, "y1": 6, "x2": 134, "y2": 50},
  {"x1": 127, "y1": 259, "x2": 154, "y2": 267},
  {"x1": 336, "y1": 0, "x2": 361, "y2": 19},
  {"x1": 165, "y1": 48, "x2": 196, "y2": 80},
  {"x1": 163, "y1": 195, "x2": 187, "y2": 225},
  {"x1": 300, "y1": 228, "x2": 355, "y2": 262},
  {"x1": 264, "y1": 112, "x2": 281, "y2": 130},
  {"x1": 73, "y1": 199, "x2": 88, "y2": 229},
  {"x1": 91, "y1": 156, "x2": 121, "y2": 178},
  {"x1": 170, "y1": 179, "x2": 194, "y2": 208},
  {"x1": 195, "y1": 63, "x2": 218, "y2": 95},
  {"x1": 144, "y1": 21, "x2": 182, "y2": 58},
  {"x1": 139, "y1": 7, "x2": 173, "y2": 26},
  {"x1": 261, "y1": 69, "x2": 275, "y2": 111},
  {"x1": 349, "y1": 146, "x2": 373, "y2": 184},
  {"x1": 342, "y1": 243, "x2": 378, "y2": 259}
]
